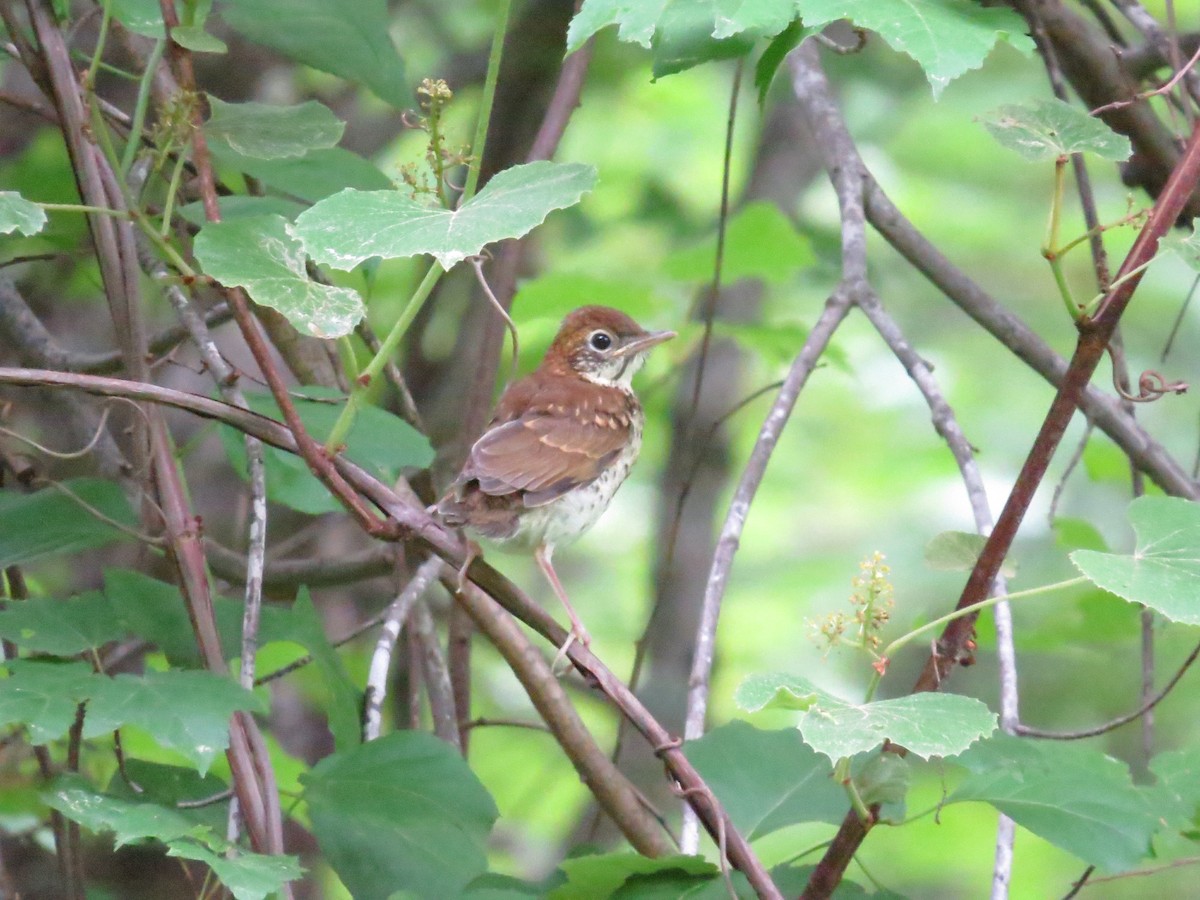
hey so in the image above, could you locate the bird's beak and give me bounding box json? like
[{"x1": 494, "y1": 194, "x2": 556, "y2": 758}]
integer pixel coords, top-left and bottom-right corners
[{"x1": 616, "y1": 329, "x2": 676, "y2": 357}]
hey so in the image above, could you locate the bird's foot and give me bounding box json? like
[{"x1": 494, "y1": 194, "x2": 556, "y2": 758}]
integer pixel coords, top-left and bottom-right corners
[
  {"x1": 551, "y1": 624, "x2": 591, "y2": 675},
  {"x1": 455, "y1": 539, "x2": 482, "y2": 593}
]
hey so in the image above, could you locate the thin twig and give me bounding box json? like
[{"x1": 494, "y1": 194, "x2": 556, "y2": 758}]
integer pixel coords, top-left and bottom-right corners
[{"x1": 363, "y1": 556, "x2": 443, "y2": 742}]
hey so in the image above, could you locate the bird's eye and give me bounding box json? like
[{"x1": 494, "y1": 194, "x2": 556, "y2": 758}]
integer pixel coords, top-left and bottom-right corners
[{"x1": 589, "y1": 331, "x2": 613, "y2": 351}]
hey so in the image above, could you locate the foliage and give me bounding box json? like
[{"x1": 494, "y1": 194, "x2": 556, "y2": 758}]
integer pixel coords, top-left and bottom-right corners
[{"x1": 3, "y1": 0, "x2": 1200, "y2": 897}]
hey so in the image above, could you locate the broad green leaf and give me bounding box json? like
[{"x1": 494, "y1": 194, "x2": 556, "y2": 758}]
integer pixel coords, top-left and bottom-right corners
[
  {"x1": 293, "y1": 161, "x2": 597, "y2": 270},
  {"x1": 664, "y1": 201, "x2": 816, "y2": 284},
  {"x1": 797, "y1": 0, "x2": 1035, "y2": 97},
  {"x1": 651, "y1": 0, "x2": 758, "y2": 79},
  {"x1": 0, "y1": 191, "x2": 47, "y2": 236},
  {"x1": 84, "y1": 670, "x2": 266, "y2": 774},
  {"x1": 0, "y1": 659, "x2": 94, "y2": 743},
  {"x1": 108, "y1": 0, "x2": 165, "y2": 36},
  {"x1": 194, "y1": 214, "x2": 364, "y2": 338},
  {"x1": 45, "y1": 776, "x2": 209, "y2": 847},
  {"x1": 170, "y1": 24, "x2": 227, "y2": 53},
  {"x1": 105, "y1": 568, "x2": 205, "y2": 667},
  {"x1": 1164, "y1": 225, "x2": 1200, "y2": 273},
  {"x1": 855, "y1": 752, "x2": 910, "y2": 807},
  {"x1": 464, "y1": 872, "x2": 566, "y2": 898},
  {"x1": 736, "y1": 673, "x2": 995, "y2": 760},
  {"x1": 178, "y1": 195, "x2": 307, "y2": 226},
  {"x1": 686, "y1": 722, "x2": 847, "y2": 837},
  {"x1": 1150, "y1": 747, "x2": 1200, "y2": 831},
  {"x1": 220, "y1": 386, "x2": 433, "y2": 515},
  {"x1": 551, "y1": 853, "x2": 717, "y2": 900},
  {"x1": 207, "y1": 139, "x2": 392, "y2": 203},
  {"x1": 567, "y1": 0, "x2": 670, "y2": 51},
  {"x1": 218, "y1": 0, "x2": 407, "y2": 107},
  {"x1": 1052, "y1": 517, "x2": 1109, "y2": 553},
  {"x1": 982, "y1": 98, "x2": 1132, "y2": 162},
  {"x1": 798, "y1": 692, "x2": 995, "y2": 761},
  {"x1": 303, "y1": 731, "x2": 499, "y2": 900},
  {"x1": 734, "y1": 671, "x2": 831, "y2": 712},
  {"x1": 924, "y1": 530, "x2": 1017, "y2": 578},
  {"x1": 950, "y1": 733, "x2": 1163, "y2": 871},
  {"x1": 0, "y1": 478, "x2": 137, "y2": 568},
  {"x1": 167, "y1": 842, "x2": 303, "y2": 900},
  {"x1": 1071, "y1": 496, "x2": 1200, "y2": 625},
  {"x1": 260, "y1": 589, "x2": 361, "y2": 751},
  {"x1": 0, "y1": 592, "x2": 124, "y2": 654},
  {"x1": 204, "y1": 98, "x2": 344, "y2": 160},
  {"x1": 755, "y1": 21, "x2": 815, "y2": 104}
]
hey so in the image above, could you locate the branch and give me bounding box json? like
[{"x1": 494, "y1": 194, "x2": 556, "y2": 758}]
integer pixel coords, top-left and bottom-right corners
[{"x1": 0, "y1": 366, "x2": 778, "y2": 893}]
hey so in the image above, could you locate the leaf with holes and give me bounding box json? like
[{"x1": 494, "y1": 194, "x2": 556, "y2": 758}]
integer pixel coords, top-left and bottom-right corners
[
  {"x1": 204, "y1": 98, "x2": 344, "y2": 160},
  {"x1": 0, "y1": 191, "x2": 47, "y2": 236},
  {"x1": 292, "y1": 161, "x2": 596, "y2": 270},
  {"x1": 1071, "y1": 496, "x2": 1200, "y2": 625},
  {"x1": 982, "y1": 98, "x2": 1132, "y2": 162},
  {"x1": 194, "y1": 214, "x2": 364, "y2": 338}
]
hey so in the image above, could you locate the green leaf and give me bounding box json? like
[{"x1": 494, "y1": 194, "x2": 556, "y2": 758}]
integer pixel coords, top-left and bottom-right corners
[
  {"x1": 686, "y1": 722, "x2": 847, "y2": 837},
  {"x1": 0, "y1": 592, "x2": 124, "y2": 655},
  {"x1": 664, "y1": 201, "x2": 816, "y2": 284},
  {"x1": 218, "y1": 0, "x2": 407, "y2": 107},
  {"x1": 799, "y1": 692, "x2": 995, "y2": 761},
  {"x1": 1071, "y1": 496, "x2": 1200, "y2": 625},
  {"x1": 1150, "y1": 747, "x2": 1200, "y2": 831},
  {"x1": 167, "y1": 842, "x2": 303, "y2": 900},
  {"x1": 1053, "y1": 517, "x2": 1109, "y2": 553},
  {"x1": 925, "y1": 530, "x2": 1017, "y2": 577},
  {"x1": 567, "y1": 0, "x2": 670, "y2": 51},
  {"x1": 108, "y1": 0, "x2": 167, "y2": 36},
  {"x1": 651, "y1": 0, "x2": 758, "y2": 79},
  {"x1": 855, "y1": 752, "x2": 910, "y2": 807},
  {"x1": 797, "y1": 0, "x2": 1035, "y2": 97},
  {"x1": 0, "y1": 659, "x2": 94, "y2": 743},
  {"x1": 261, "y1": 589, "x2": 361, "y2": 751},
  {"x1": 293, "y1": 161, "x2": 597, "y2": 271},
  {"x1": 204, "y1": 98, "x2": 344, "y2": 160},
  {"x1": 735, "y1": 673, "x2": 995, "y2": 761},
  {"x1": 84, "y1": 670, "x2": 266, "y2": 774},
  {"x1": 303, "y1": 732, "x2": 499, "y2": 900},
  {"x1": 170, "y1": 24, "x2": 227, "y2": 53},
  {"x1": 45, "y1": 775, "x2": 209, "y2": 848},
  {"x1": 46, "y1": 777, "x2": 300, "y2": 900},
  {"x1": 1163, "y1": 225, "x2": 1200, "y2": 273},
  {"x1": 177, "y1": 195, "x2": 307, "y2": 226},
  {"x1": 551, "y1": 853, "x2": 717, "y2": 900},
  {"x1": 0, "y1": 478, "x2": 137, "y2": 568},
  {"x1": 207, "y1": 140, "x2": 392, "y2": 203},
  {"x1": 950, "y1": 733, "x2": 1163, "y2": 871},
  {"x1": 755, "y1": 21, "x2": 815, "y2": 104},
  {"x1": 0, "y1": 191, "x2": 47, "y2": 236},
  {"x1": 982, "y1": 98, "x2": 1132, "y2": 162},
  {"x1": 734, "y1": 671, "x2": 831, "y2": 713},
  {"x1": 105, "y1": 569, "x2": 204, "y2": 667},
  {"x1": 220, "y1": 386, "x2": 433, "y2": 515},
  {"x1": 194, "y1": 214, "x2": 364, "y2": 338}
]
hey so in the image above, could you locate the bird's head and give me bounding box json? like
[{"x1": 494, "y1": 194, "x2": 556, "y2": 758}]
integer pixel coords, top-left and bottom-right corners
[{"x1": 541, "y1": 305, "x2": 675, "y2": 389}]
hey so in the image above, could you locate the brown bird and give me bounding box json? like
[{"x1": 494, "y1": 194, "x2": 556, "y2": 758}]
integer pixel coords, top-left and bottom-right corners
[{"x1": 438, "y1": 305, "x2": 675, "y2": 654}]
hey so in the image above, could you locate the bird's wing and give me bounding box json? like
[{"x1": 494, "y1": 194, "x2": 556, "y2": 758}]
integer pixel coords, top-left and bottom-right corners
[{"x1": 466, "y1": 408, "x2": 630, "y2": 506}]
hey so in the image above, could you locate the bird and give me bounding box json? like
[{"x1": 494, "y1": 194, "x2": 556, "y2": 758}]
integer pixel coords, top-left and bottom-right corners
[{"x1": 438, "y1": 305, "x2": 675, "y2": 657}]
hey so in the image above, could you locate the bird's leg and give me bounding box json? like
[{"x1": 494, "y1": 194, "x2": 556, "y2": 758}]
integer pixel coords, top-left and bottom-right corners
[
  {"x1": 534, "y1": 544, "x2": 591, "y2": 670},
  {"x1": 456, "y1": 539, "x2": 482, "y2": 593}
]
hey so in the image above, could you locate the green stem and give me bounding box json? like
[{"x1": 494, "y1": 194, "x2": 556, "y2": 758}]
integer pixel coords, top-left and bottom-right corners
[
  {"x1": 323, "y1": 263, "x2": 444, "y2": 454},
  {"x1": 159, "y1": 143, "x2": 190, "y2": 237},
  {"x1": 460, "y1": 0, "x2": 513, "y2": 205},
  {"x1": 1042, "y1": 157, "x2": 1080, "y2": 321},
  {"x1": 862, "y1": 576, "x2": 1089, "y2": 703},
  {"x1": 844, "y1": 776, "x2": 872, "y2": 824},
  {"x1": 86, "y1": 0, "x2": 115, "y2": 91},
  {"x1": 38, "y1": 202, "x2": 125, "y2": 217},
  {"x1": 121, "y1": 37, "x2": 167, "y2": 177},
  {"x1": 322, "y1": 0, "x2": 511, "y2": 455}
]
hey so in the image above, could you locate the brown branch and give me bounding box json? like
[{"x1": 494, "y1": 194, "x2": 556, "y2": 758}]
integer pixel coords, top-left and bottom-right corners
[{"x1": 0, "y1": 366, "x2": 777, "y2": 890}]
